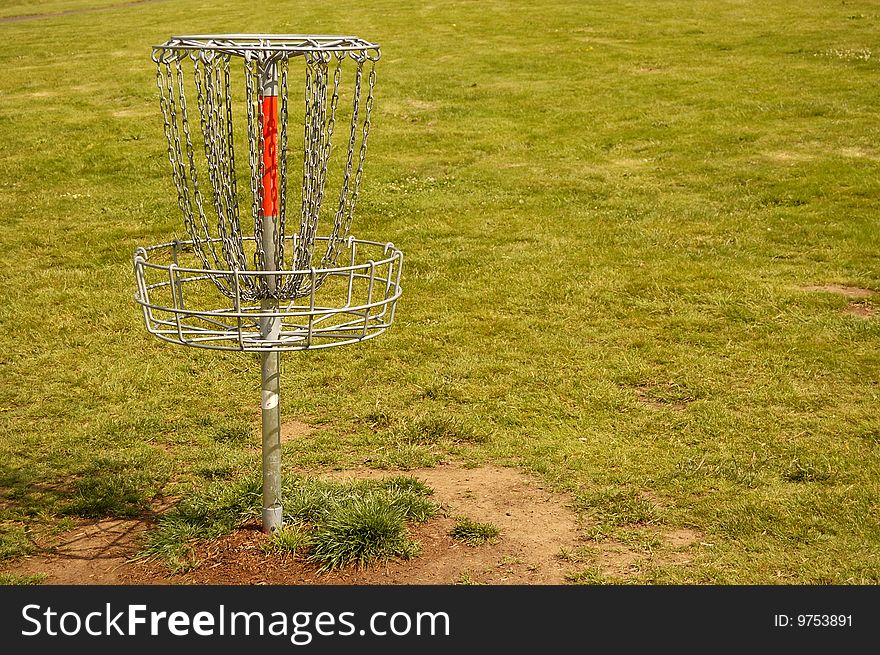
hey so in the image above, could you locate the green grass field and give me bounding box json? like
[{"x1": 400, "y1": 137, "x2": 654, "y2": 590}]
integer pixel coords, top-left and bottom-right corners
[{"x1": 1, "y1": 0, "x2": 879, "y2": 583}]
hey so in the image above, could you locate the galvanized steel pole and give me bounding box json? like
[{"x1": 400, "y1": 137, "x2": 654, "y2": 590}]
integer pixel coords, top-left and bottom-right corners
[{"x1": 259, "y1": 60, "x2": 283, "y2": 533}]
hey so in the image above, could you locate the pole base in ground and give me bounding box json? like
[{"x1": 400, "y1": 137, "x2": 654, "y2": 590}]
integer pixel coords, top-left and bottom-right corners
[
  {"x1": 262, "y1": 505, "x2": 284, "y2": 534},
  {"x1": 261, "y1": 337, "x2": 282, "y2": 534}
]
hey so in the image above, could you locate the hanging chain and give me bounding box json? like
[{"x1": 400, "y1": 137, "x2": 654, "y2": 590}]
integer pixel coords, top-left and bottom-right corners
[
  {"x1": 221, "y1": 55, "x2": 246, "y2": 272},
  {"x1": 155, "y1": 49, "x2": 224, "y2": 277},
  {"x1": 311, "y1": 53, "x2": 340, "y2": 255},
  {"x1": 194, "y1": 52, "x2": 235, "y2": 279},
  {"x1": 326, "y1": 51, "x2": 365, "y2": 268},
  {"x1": 209, "y1": 53, "x2": 248, "y2": 272},
  {"x1": 174, "y1": 57, "x2": 221, "y2": 270},
  {"x1": 347, "y1": 55, "x2": 376, "y2": 243},
  {"x1": 278, "y1": 57, "x2": 289, "y2": 275},
  {"x1": 155, "y1": 51, "x2": 199, "y2": 257},
  {"x1": 297, "y1": 53, "x2": 325, "y2": 273}
]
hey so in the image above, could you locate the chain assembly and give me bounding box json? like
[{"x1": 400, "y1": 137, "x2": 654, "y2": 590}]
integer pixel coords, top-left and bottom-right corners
[{"x1": 151, "y1": 36, "x2": 380, "y2": 302}]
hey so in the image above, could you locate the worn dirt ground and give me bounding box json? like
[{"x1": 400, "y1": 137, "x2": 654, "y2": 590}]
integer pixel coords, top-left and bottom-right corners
[
  {"x1": 2, "y1": 460, "x2": 706, "y2": 585},
  {"x1": 3, "y1": 463, "x2": 586, "y2": 585}
]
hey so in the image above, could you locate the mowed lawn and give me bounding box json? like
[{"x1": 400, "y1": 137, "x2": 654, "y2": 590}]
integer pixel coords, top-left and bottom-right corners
[{"x1": 0, "y1": 0, "x2": 878, "y2": 583}]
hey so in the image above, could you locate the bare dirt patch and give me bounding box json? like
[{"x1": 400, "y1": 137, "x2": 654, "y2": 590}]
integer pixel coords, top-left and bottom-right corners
[
  {"x1": 844, "y1": 302, "x2": 876, "y2": 318},
  {"x1": 3, "y1": 464, "x2": 585, "y2": 585},
  {"x1": 593, "y1": 527, "x2": 702, "y2": 578},
  {"x1": 634, "y1": 383, "x2": 692, "y2": 411},
  {"x1": 312, "y1": 464, "x2": 584, "y2": 584},
  {"x1": 1, "y1": 465, "x2": 708, "y2": 585},
  {"x1": 3, "y1": 518, "x2": 150, "y2": 584},
  {"x1": 281, "y1": 420, "x2": 314, "y2": 442},
  {"x1": 763, "y1": 150, "x2": 815, "y2": 164},
  {"x1": 800, "y1": 284, "x2": 874, "y2": 298},
  {"x1": 663, "y1": 527, "x2": 701, "y2": 548}
]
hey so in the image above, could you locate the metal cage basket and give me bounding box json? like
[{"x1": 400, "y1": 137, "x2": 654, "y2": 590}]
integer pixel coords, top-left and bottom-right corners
[{"x1": 134, "y1": 236, "x2": 402, "y2": 352}]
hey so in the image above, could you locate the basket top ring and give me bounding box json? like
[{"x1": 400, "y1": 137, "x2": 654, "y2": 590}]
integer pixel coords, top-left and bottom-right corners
[{"x1": 154, "y1": 34, "x2": 380, "y2": 58}]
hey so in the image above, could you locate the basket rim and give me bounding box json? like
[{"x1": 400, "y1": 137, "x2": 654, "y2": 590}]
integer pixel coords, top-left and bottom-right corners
[
  {"x1": 154, "y1": 34, "x2": 380, "y2": 55},
  {"x1": 133, "y1": 236, "x2": 401, "y2": 277},
  {"x1": 133, "y1": 236, "x2": 403, "y2": 353}
]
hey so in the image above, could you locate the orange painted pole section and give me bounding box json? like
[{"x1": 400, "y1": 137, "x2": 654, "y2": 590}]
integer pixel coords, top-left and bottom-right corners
[{"x1": 260, "y1": 94, "x2": 279, "y2": 218}]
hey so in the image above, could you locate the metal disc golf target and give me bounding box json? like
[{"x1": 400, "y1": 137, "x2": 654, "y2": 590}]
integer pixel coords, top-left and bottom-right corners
[{"x1": 133, "y1": 35, "x2": 403, "y2": 533}]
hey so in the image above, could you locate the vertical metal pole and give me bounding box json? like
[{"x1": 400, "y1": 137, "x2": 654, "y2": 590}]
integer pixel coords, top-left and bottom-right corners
[{"x1": 259, "y1": 59, "x2": 283, "y2": 533}]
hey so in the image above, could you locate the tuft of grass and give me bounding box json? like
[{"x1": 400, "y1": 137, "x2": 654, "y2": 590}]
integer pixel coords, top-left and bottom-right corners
[
  {"x1": 576, "y1": 487, "x2": 659, "y2": 528},
  {"x1": 400, "y1": 415, "x2": 488, "y2": 445},
  {"x1": 282, "y1": 475, "x2": 436, "y2": 524},
  {"x1": 138, "y1": 476, "x2": 261, "y2": 571},
  {"x1": 449, "y1": 517, "x2": 500, "y2": 546},
  {"x1": 263, "y1": 523, "x2": 311, "y2": 556},
  {"x1": 308, "y1": 496, "x2": 420, "y2": 572},
  {"x1": 283, "y1": 478, "x2": 346, "y2": 523},
  {"x1": 383, "y1": 488, "x2": 437, "y2": 523},
  {"x1": 368, "y1": 475, "x2": 437, "y2": 522},
  {"x1": 0, "y1": 524, "x2": 33, "y2": 560},
  {"x1": 0, "y1": 572, "x2": 48, "y2": 586},
  {"x1": 139, "y1": 473, "x2": 435, "y2": 573}
]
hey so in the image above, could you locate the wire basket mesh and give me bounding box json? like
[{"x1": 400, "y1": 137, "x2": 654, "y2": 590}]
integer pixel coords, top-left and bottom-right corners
[{"x1": 135, "y1": 237, "x2": 402, "y2": 352}]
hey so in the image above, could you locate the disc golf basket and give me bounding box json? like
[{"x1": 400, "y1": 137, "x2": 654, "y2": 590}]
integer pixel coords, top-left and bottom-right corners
[{"x1": 133, "y1": 35, "x2": 403, "y2": 533}]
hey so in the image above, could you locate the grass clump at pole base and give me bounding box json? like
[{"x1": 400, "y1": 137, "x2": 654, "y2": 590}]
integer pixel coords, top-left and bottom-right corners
[{"x1": 140, "y1": 475, "x2": 436, "y2": 573}]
